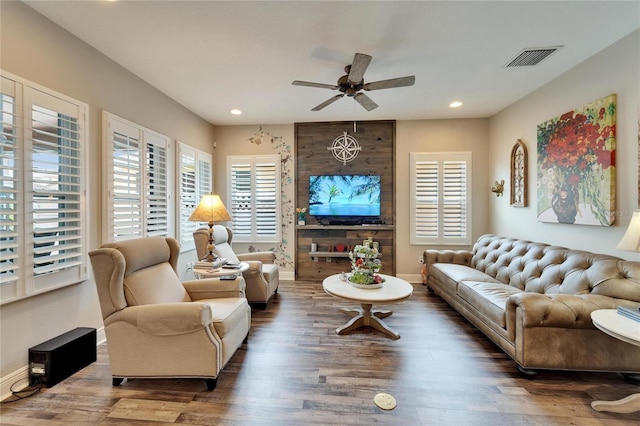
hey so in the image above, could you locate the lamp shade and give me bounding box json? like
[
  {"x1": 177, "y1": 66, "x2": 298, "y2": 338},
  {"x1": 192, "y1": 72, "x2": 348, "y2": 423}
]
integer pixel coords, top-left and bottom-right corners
[
  {"x1": 189, "y1": 194, "x2": 232, "y2": 223},
  {"x1": 616, "y1": 210, "x2": 640, "y2": 253}
]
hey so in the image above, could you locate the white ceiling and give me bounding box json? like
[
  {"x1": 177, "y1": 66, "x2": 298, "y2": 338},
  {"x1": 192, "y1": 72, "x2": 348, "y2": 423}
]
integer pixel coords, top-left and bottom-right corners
[{"x1": 23, "y1": 1, "x2": 640, "y2": 126}]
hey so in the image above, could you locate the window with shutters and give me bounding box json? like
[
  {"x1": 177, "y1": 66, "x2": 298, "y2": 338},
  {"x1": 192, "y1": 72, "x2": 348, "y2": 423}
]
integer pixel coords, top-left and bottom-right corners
[
  {"x1": 103, "y1": 112, "x2": 172, "y2": 242},
  {"x1": 410, "y1": 152, "x2": 472, "y2": 245},
  {"x1": 227, "y1": 154, "x2": 281, "y2": 243},
  {"x1": 177, "y1": 142, "x2": 212, "y2": 251},
  {"x1": 0, "y1": 73, "x2": 88, "y2": 304}
]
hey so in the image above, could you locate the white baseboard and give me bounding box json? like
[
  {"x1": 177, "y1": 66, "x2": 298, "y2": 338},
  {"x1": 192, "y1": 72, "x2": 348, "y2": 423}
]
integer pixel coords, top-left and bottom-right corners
[
  {"x1": 396, "y1": 273, "x2": 423, "y2": 284},
  {"x1": 1, "y1": 326, "x2": 106, "y2": 402},
  {"x1": 0, "y1": 365, "x2": 30, "y2": 402},
  {"x1": 279, "y1": 270, "x2": 295, "y2": 281}
]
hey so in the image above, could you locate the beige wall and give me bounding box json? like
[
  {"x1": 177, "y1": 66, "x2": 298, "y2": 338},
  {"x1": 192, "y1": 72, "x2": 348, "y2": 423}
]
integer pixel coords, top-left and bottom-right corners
[
  {"x1": 0, "y1": 1, "x2": 215, "y2": 385},
  {"x1": 395, "y1": 119, "x2": 491, "y2": 278},
  {"x1": 213, "y1": 125, "x2": 296, "y2": 276},
  {"x1": 213, "y1": 120, "x2": 491, "y2": 280},
  {"x1": 488, "y1": 29, "x2": 640, "y2": 261}
]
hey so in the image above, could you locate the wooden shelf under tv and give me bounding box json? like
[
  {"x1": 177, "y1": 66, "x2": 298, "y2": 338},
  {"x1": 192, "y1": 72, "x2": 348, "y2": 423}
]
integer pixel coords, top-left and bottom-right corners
[{"x1": 295, "y1": 225, "x2": 395, "y2": 280}]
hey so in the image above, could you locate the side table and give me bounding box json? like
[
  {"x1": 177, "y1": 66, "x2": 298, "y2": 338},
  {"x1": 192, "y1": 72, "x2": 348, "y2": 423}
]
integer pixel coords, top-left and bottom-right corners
[
  {"x1": 590, "y1": 309, "x2": 640, "y2": 414},
  {"x1": 193, "y1": 262, "x2": 249, "y2": 279}
]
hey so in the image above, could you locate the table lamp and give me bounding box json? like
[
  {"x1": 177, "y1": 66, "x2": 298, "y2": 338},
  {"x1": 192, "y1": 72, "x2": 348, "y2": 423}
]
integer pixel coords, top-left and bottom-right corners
[
  {"x1": 616, "y1": 209, "x2": 640, "y2": 254},
  {"x1": 189, "y1": 194, "x2": 232, "y2": 262}
]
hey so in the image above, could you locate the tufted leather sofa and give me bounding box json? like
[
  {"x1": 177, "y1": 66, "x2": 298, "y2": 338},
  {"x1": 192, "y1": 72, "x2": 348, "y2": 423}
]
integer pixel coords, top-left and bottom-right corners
[{"x1": 424, "y1": 234, "x2": 640, "y2": 377}]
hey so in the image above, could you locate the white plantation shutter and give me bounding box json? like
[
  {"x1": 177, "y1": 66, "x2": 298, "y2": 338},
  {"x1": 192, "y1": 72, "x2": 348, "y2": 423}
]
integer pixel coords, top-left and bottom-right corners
[
  {"x1": 0, "y1": 77, "x2": 21, "y2": 295},
  {"x1": 228, "y1": 155, "x2": 281, "y2": 243},
  {"x1": 103, "y1": 112, "x2": 171, "y2": 242},
  {"x1": 1, "y1": 73, "x2": 88, "y2": 304},
  {"x1": 110, "y1": 120, "x2": 142, "y2": 240},
  {"x1": 145, "y1": 133, "x2": 168, "y2": 237},
  {"x1": 255, "y1": 161, "x2": 277, "y2": 236},
  {"x1": 442, "y1": 160, "x2": 467, "y2": 240},
  {"x1": 411, "y1": 152, "x2": 471, "y2": 245},
  {"x1": 178, "y1": 143, "x2": 211, "y2": 251},
  {"x1": 229, "y1": 160, "x2": 252, "y2": 237},
  {"x1": 413, "y1": 159, "x2": 439, "y2": 240}
]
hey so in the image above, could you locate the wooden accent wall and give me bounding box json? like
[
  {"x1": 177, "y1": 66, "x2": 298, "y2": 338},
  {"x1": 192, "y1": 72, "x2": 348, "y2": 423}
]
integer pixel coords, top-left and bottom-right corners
[{"x1": 295, "y1": 121, "x2": 396, "y2": 280}]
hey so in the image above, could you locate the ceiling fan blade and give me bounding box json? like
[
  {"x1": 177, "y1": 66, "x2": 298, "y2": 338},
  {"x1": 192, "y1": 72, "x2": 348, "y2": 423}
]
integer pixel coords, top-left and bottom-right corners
[
  {"x1": 347, "y1": 53, "x2": 372, "y2": 84},
  {"x1": 353, "y1": 92, "x2": 378, "y2": 111},
  {"x1": 363, "y1": 75, "x2": 416, "y2": 91},
  {"x1": 311, "y1": 94, "x2": 345, "y2": 111},
  {"x1": 292, "y1": 80, "x2": 339, "y2": 90}
]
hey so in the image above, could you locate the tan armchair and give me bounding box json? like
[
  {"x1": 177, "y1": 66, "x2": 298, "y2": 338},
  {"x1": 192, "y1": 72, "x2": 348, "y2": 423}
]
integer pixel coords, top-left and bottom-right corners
[
  {"x1": 89, "y1": 236, "x2": 250, "y2": 390},
  {"x1": 194, "y1": 226, "x2": 279, "y2": 309}
]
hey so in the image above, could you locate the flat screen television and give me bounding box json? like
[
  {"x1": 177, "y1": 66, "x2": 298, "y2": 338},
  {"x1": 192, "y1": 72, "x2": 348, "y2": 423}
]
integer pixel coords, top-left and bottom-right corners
[{"x1": 309, "y1": 175, "x2": 381, "y2": 220}]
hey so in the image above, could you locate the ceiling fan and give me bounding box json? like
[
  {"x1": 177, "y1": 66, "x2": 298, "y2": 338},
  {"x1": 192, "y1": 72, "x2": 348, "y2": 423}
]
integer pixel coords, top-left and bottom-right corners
[{"x1": 292, "y1": 53, "x2": 415, "y2": 111}]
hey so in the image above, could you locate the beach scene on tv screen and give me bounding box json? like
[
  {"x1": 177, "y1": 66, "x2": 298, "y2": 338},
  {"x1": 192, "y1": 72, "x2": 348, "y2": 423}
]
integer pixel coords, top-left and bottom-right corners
[{"x1": 309, "y1": 175, "x2": 381, "y2": 217}]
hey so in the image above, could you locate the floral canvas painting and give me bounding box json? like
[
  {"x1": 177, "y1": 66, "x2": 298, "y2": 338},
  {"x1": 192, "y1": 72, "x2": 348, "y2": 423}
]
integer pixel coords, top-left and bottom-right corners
[{"x1": 537, "y1": 94, "x2": 616, "y2": 226}]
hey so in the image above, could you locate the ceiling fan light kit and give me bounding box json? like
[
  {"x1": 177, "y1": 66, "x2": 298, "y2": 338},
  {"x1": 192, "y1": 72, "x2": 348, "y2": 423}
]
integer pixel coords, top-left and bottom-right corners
[{"x1": 293, "y1": 52, "x2": 415, "y2": 111}]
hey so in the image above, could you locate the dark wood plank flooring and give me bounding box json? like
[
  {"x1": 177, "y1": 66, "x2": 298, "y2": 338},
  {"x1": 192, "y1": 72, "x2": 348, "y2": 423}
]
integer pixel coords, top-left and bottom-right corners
[{"x1": 2, "y1": 280, "x2": 639, "y2": 425}]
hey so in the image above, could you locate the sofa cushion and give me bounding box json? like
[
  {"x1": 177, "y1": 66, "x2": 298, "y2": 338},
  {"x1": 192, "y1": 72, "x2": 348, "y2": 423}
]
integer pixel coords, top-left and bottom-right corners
[
  {"x1": 202, "y1": 297, "x2": 250, "y2": 338},
  {"x1": 458, "y1": 281, "x2": 521, "y2": 328},
  {"x1": 430, "y1": 264, "x2": 500, "y2": 292}
]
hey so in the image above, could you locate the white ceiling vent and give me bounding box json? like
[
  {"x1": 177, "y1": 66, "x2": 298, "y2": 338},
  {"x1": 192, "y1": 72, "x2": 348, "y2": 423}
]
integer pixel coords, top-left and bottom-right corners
[{"x1": 505, "y1": 47, "x2": 562, "y2": 67}]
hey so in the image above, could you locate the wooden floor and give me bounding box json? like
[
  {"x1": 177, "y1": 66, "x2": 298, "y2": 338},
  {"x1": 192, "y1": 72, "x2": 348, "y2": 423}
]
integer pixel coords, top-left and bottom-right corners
[{"x1": 2, "y1": 280, "x2": 639, "y2": 425}]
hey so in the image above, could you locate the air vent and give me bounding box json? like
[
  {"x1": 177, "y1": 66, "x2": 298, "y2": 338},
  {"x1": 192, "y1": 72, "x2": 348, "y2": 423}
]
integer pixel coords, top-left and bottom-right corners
[{"x1": 505, "y1": 47, "x2": 562, "y2": 67}]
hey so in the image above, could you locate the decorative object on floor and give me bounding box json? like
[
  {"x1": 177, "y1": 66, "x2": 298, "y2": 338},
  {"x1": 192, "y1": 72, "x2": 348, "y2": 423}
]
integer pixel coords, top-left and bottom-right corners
[
  {"x1": 292, "y1": 52, "x2": 415, "y2": 111},
  {"x1": 510, "y1": 139, "x2": 528, "y2": 207},
  {"x1": 537, "y1": 94, "x2": 616, "y2": 226},
  {"x1": 491, "y1": 180, "x2": 505, "y2": 197},
  {"x1": 327, "y1": 131, "x2": 361, "y2": 165},
  {"x1": 189, "y1": 194, "x2": 232, "y2": 262},
  {"x1": 616, "y1": 209, "x2": 640, "y2": 253},
  {"x1": 296, "y1": 207, "x2": 306, "y2": 225},
  {"x1": 348, "y1": 244, "x2": 383, "y2": 287},
  {"x1": 374, "y1": 393, "x2": 397, "y2": 410}
]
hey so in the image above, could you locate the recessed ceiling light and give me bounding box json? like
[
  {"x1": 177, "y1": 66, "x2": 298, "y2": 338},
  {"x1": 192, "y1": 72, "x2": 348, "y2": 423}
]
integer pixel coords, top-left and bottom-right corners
[
  {"x1": 449, "y1": 101, "x2": 463, "y2": 108},
  {"x1": 230, "y1": 109, "x2": 242, "y2": 115}
]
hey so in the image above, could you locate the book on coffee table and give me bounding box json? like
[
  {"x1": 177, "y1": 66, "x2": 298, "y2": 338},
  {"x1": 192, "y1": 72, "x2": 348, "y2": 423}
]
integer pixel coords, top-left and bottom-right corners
[{"x1": 616, "y1": 306, "x2": 640, "y2": 323}]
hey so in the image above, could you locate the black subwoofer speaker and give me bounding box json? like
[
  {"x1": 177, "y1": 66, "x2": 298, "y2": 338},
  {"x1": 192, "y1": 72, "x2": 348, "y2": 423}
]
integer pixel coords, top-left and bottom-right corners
[{"x1": 28, "y1": 327, "x2": 97, "y2": 387}]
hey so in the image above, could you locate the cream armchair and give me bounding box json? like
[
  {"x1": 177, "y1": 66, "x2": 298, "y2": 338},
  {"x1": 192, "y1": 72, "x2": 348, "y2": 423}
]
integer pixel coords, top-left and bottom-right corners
[
  {"x1": 194, "y1": 226, "x2": 279, "y2": 309},
  {"x1": 89, "y1": 236, "x2": 250, "y2": 390}
]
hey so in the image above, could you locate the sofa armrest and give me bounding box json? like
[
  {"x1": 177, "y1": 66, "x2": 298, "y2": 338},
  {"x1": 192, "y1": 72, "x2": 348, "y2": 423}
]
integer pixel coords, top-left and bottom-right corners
[
  {"x1": 237, "y1": 261, "x2": 264, "y2": 280},
  {"x1": 237, "y1": 251, "x2": 275, "y2": 264},
  {"x1": 505, "y1": 293, "x2": 623, "y2": 340},
  {"x1": 183, "y1": 277, "x2": 247, "y2": 300},
  {"x1": 423, "y1": 249, "x2": 472, "y2": 283},
  {"x1": 105, "y1": 303, "x2": 215, "y2": 336}
]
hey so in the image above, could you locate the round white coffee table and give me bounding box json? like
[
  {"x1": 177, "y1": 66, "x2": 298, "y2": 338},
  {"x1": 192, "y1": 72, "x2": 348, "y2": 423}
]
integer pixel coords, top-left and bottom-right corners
[
  {"x1": 590, "y1": 309, "x2": 640, "y2": 414},
  {"x1": 322, "y1": 273, "x2": 413, "y2": 339}
]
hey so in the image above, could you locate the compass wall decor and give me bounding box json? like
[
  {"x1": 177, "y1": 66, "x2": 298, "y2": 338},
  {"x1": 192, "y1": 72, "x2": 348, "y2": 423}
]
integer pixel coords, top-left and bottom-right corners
[{"x1": 327, "y1": 131, "x2": 361, "y2": 165}]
